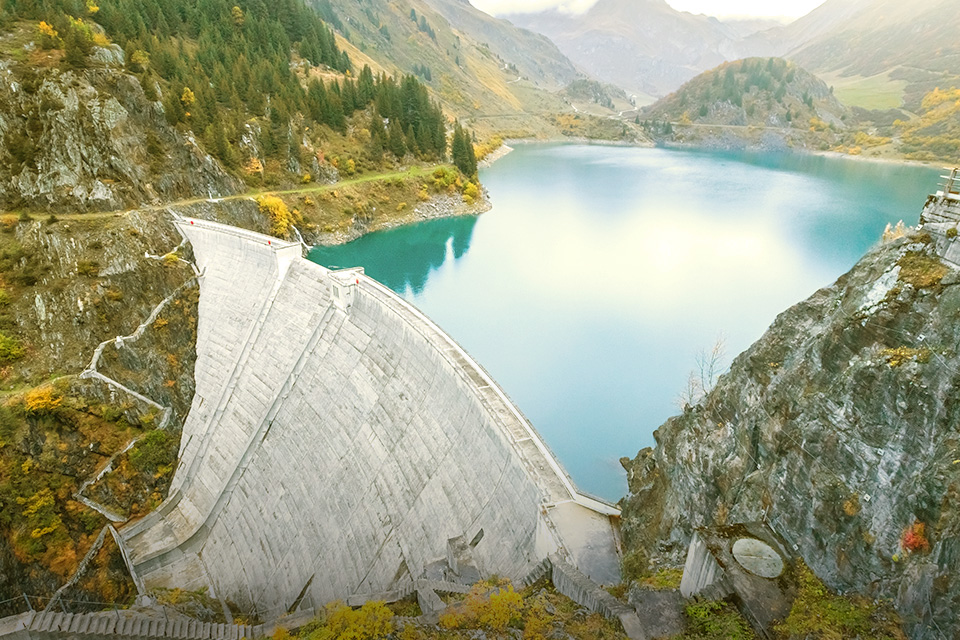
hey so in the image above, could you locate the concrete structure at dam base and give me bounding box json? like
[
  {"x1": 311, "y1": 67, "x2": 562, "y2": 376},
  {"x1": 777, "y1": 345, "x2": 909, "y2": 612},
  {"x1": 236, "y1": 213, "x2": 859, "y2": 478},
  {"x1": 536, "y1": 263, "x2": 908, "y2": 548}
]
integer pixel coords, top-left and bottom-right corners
[
  {"x1": 108, "y1": 216, "x2": 622, "y2": 620},
  {"x1": 0, "y1": 554, "x2": 646, "y2": 640}
]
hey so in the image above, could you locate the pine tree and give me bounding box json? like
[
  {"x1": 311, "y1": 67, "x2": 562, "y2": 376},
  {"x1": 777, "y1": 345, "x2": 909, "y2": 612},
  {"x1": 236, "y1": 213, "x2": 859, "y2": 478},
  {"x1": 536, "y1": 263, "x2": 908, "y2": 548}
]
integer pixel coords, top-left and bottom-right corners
[
  {"x1": 358, "y1": 65, "x2": 375, "y2": 106},
  {"x1": 325, "y1": 91, "x2": 346, "y2": 133},
  {"x1": 368, "y1": 109, "x2": 386, "y2": 158},
  {"x1": 451, "y1": 122, "x2": 476, "y2": 177},
  {"x1": 63, "y1": 23, "x2": 91, "y2": 69},
  {"x1": 387, "y1": 119, "x2": 406, "y2": 159},
  {"x1": 405, "y1": 124, "x2": 419, "y2": 157}
]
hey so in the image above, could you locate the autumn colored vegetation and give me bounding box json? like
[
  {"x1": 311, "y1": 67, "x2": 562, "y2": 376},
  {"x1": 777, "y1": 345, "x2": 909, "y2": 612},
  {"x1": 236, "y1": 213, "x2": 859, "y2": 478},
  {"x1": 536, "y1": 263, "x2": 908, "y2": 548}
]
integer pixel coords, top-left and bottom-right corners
[
  {"x1": 0, "y1": 381, "x2": 140, "y2": 598},
  {"x1": 269, "y1": 578, "x2": 627, "y2": 640}
]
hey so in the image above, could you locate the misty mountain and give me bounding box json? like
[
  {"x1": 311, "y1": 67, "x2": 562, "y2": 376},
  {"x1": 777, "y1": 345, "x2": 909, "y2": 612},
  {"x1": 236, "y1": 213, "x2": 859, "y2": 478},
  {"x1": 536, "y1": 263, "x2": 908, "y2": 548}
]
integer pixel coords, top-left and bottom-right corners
[
  {"x1": 418, "y1": 0, "x2": 580, "y2": 90},
  {"x1": 505, "y1": 0, "x2": 753, "y2": 100},
  {"x1": 786, "y1": 0, "x2": 960, "y2": 109}
]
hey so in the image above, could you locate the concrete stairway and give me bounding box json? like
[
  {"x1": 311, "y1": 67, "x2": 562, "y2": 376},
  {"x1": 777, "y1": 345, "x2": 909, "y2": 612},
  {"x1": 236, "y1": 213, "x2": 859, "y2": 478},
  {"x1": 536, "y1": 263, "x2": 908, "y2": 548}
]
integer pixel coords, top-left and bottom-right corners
[{"x1": 0, "y1": 610, "x2": 259, "y2": 640}]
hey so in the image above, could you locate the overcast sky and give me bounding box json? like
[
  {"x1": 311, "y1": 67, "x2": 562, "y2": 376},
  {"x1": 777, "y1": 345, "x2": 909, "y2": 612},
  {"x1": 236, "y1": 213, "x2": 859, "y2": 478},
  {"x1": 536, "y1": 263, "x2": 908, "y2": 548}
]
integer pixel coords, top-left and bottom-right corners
[{"x1": 473, "y1": 0, "x2": 826, "y2": 18}]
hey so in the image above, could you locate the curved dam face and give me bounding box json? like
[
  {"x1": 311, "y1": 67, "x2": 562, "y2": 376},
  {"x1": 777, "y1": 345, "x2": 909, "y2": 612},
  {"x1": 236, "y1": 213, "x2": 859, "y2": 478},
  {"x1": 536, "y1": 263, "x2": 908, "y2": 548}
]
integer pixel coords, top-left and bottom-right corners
[{"x1": 120, "y1": 217, "x2": 620, "y2": 615}]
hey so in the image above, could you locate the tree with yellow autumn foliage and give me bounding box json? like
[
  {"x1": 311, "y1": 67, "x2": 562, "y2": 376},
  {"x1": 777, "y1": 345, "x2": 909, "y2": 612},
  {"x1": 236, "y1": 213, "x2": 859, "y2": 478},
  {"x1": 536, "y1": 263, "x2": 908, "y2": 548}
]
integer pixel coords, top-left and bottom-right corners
[
  {"x1": 301, "y1": 601, "x2": 394, "y2": 640},
  {"x1": 257, "y1": 195, "x2": 302, "y2": 238},
  {"x1": 37, "y1": 21, "x2": 61, "y2": 48}
]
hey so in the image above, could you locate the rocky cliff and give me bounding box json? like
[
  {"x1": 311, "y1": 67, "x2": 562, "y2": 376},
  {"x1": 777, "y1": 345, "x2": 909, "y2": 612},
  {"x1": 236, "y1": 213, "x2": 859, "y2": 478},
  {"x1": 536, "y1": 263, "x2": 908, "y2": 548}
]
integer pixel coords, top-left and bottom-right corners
[
  {"x1": 0, "y1": 208, "x2": 200, "y2": 609},
  {"x1": 0, "y1": 36, "x2": 241, "y2": 213},
  {"x1": 620, "y1": 223, "x2": 960, "y2": 638}
]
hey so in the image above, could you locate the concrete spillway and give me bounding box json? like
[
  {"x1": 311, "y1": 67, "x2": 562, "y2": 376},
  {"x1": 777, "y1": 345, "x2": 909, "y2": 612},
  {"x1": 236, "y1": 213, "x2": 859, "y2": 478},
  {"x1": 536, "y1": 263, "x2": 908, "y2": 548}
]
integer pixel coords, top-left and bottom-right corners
[{"x1": 119, "y1": 217, "x2": 620, "y2": 615}]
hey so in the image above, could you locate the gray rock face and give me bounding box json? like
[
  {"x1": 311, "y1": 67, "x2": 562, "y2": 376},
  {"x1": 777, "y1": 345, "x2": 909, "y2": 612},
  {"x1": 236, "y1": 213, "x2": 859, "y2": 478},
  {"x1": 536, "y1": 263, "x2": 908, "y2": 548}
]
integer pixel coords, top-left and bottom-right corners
[
  {"x1": 0, "y1": 64, "x2": 240, "y2": 212},
  {"x1": 620, "y1": 230, "x2": 960, "y2": 639}
]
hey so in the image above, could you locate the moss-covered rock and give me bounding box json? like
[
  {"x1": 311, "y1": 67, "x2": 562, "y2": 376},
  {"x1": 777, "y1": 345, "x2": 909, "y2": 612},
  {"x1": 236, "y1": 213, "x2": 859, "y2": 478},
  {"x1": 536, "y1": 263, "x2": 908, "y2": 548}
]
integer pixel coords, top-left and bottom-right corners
[{"x1": 620, "y1": 232, "x2": 960, "y2": 639}]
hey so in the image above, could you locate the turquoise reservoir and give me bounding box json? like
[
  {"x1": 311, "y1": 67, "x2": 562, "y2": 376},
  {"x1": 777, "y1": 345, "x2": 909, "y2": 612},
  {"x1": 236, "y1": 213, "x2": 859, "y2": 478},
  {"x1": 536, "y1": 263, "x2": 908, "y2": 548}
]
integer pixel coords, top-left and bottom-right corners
[{"x1": 309, "y1": 144, "x2": 939, "y2": 500}]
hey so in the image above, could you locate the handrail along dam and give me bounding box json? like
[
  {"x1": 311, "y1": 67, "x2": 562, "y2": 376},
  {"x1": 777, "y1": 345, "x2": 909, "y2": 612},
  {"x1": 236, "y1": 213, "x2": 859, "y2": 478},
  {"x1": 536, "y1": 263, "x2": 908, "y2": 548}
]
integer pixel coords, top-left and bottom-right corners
[{"x1": 119, "y1": 216, "x2": 621, "y2": 614}]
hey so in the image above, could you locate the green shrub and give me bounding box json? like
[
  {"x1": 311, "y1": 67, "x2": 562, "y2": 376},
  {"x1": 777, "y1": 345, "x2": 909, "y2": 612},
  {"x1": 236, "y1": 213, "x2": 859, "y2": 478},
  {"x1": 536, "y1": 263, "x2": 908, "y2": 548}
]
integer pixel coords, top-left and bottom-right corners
[
  {"x1": 305, "y1": 601, "x2": 394, "y2": 640},
  {"x1": 76, "y1": 260, "x2": 100, "y2": 277},
  {"x1": 129, "y1": 429, "x2": 176, "y2": 475},
  {"x1": 681, "y1": 601, "x2": 754, "y2": 640},
  {"x1": 640, "y1": 567, "x2": 684, "y2": 590},
  {"x1": 897, "y1": 251, "x2": 947, "y2": 288},
  {"x1": 775, "y1": 561, "x2": 905, "y2": 639},
  {"x1": 22, "y1": 386, "x2": 62, "y2": 415},
  {"x1": 621, "y1": 548, "x2": 649, "y2": 582},
  {"x1": 0, "y1": 332, "x2": 25, "y2": 362},
  {"x1": 5, "y1": 130, "x2": 36, "y2": 174}
]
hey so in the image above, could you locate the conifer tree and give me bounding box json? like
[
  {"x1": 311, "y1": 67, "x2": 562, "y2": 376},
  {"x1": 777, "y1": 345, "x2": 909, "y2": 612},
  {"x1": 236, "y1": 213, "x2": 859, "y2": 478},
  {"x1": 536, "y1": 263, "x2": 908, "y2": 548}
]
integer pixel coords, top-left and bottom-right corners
[
  {"x1": 451, "y1": 121, "x2": 477, "y2": 177},
  {"x1": 405, "y1": 124, "x2": 419, "y2": 157},
  {"x1": 388, "y1": 119, "x2": 406, "y2": 159}
]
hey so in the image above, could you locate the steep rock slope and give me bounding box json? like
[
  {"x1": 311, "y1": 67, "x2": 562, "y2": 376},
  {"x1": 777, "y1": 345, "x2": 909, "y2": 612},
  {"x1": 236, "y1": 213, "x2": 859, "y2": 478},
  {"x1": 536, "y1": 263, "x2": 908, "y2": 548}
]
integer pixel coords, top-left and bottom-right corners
[
  {"x1": 737, "y1": 0, "x2": 874, "y2": 60},
  {"x1": 322, "y1": 0, "x2": 585, "y2": 136},
  {"x1": 0, "y1": 35, "x2": 240, "y2": 212},
  {"x1": 620, "y1": 227, "x2": 960, "y2": 638},
  {"x1": 0, "y1": 209, "x2": 199, "y2": 609}
]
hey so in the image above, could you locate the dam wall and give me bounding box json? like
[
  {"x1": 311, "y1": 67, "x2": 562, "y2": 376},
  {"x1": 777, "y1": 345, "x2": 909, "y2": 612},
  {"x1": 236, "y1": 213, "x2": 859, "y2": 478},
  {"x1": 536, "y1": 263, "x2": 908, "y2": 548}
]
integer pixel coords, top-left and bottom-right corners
[{"x1": 120, "y1": 217, "x2": 620, "y2": 615}]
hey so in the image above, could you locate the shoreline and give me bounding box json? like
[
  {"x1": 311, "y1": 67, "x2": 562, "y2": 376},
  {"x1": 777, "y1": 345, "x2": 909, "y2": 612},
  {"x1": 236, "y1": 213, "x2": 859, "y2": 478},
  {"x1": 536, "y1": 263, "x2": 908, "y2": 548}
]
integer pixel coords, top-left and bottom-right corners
[
  {"x1": 487, "y1": 133, "x2": 943, "y2": 171},
  {"x1": 303, "y1": 137, "x2": 944, "y2": 248},
  {"x1": 655, "y1": 137, "x2": 941, "y2": 170},
  {"x1": 809, "y1": 148, "x2": 939, "y2": 169},
  {"x1": 305, "y1": 192, "x2": 491, "y2": 248},
  {"x1": 479, "y1": 137, "x2": 656, "y2": 169},
  {"x1": 504, "y1": 136, "x2": 654, "y2": 150},
  {"x1": 478, "y1": 143, "x2": 514, "y2": 168}
]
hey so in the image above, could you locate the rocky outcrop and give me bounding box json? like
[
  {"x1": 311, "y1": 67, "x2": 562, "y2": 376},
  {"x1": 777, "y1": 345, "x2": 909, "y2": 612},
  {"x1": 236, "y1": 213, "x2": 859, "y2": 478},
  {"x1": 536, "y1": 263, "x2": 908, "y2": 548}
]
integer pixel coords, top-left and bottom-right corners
[
  {"x1": 7, "y1": 211, "x2": 195, "y2": 386},
  {"x1": 620, "y1": 229, "x2": 960, "y2": 639},
  {"x1": 0, "y1": 207, "x2": 201, "y2": 608},
  {"x1": 0, "y1": 58, "x2": 240, "y2": 212}
]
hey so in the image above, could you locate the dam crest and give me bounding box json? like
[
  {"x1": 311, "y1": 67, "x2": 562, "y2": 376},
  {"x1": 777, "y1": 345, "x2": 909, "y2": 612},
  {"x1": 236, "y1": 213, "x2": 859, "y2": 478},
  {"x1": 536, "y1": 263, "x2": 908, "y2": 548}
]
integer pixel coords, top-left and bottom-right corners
[{"x1": 119, "y1": 216, "x2": 621, "y2": 615}]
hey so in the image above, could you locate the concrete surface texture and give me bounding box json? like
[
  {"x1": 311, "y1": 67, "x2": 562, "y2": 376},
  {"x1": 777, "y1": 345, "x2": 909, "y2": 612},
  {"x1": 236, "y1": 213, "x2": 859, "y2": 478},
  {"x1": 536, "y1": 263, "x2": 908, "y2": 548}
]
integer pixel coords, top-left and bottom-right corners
[
  {"x1": 920, "y1": 194, "x2": 960, "y2": 266},
  {"x1": 119, "y1": 216, "x2": 620, "y2": 615},
  {"x1": 732, "y1": 538, "x2": 783, "y2": 579}
]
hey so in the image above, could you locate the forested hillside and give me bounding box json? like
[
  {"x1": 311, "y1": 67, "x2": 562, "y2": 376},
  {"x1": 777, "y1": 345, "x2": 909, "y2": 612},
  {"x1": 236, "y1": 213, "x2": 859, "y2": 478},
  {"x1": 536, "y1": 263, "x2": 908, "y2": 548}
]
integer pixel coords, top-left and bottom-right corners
[
  {"x1": 0, "y1": 0, "x2": 468, "y2": 200},
  {"x1": 0, "y1": 0, "x2": 489, "y2": 609},
  {"x1": 642, "y1": 58, "x2": 850, "y2": 151},
  {"x1": 645, "y1": 58, "x2": 846, "y2": 128}
]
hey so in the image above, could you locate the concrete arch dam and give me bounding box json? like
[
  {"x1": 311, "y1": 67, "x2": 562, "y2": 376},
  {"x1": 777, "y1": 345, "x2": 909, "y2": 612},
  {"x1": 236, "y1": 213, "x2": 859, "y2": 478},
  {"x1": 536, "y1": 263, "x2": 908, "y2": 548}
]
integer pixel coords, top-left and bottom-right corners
[{"x1": 119, "y1": 216, "x2": 621, "y2": 614}]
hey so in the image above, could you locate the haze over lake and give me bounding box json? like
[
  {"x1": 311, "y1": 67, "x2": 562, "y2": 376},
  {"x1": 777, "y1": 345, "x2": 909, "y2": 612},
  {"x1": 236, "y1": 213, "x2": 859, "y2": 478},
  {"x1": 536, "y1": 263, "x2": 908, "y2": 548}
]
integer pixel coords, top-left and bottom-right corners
[{"x1": 310, "y1": 144, "x2": 940, "y2": 499}]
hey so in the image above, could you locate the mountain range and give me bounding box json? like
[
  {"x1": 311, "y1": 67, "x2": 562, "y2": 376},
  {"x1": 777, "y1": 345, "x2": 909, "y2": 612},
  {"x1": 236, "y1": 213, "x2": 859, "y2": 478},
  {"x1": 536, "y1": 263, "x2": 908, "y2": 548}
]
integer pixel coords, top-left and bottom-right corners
[{"x1": 502, "y1": 0, "x2": 960, "y2": 111}]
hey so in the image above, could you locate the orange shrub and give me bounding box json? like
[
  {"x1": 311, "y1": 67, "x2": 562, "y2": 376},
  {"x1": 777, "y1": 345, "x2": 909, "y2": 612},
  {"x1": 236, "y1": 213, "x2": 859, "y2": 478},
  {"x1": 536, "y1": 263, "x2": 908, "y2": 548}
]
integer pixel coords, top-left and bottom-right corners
[{"x1": 902, "y1": 521, "x2": 930, "y2": 553}]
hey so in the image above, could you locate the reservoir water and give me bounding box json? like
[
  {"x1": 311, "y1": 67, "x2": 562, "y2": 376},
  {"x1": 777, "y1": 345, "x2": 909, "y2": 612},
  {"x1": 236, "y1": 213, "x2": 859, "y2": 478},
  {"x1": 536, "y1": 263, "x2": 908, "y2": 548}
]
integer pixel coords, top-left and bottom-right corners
[{"x1": 309, "y1": 144, "x2": 940, "y2": 500}]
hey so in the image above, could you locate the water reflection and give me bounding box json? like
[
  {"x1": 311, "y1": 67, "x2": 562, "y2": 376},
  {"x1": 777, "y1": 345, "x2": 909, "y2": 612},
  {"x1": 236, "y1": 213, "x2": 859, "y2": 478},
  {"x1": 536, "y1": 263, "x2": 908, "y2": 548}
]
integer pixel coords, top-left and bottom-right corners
[
  {"x1": 309, "y1": 215, "x2": 478, "y2": 294},
  {"x1": 306, "y1": 145, "x2": 939, "y2": 500}
]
